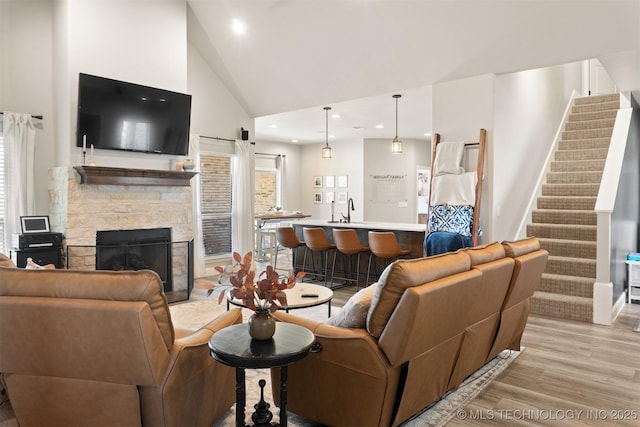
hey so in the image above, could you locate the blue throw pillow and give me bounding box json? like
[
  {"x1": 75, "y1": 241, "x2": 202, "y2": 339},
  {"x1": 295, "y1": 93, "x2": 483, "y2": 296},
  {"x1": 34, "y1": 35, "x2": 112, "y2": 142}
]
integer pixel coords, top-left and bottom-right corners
[{"x1": 428, "y1": 204, "x2": 474, "y2": 237}]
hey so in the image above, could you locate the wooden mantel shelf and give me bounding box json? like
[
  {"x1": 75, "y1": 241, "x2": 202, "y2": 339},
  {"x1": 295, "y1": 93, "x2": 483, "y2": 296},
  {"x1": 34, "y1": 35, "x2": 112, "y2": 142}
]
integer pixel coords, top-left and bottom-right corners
[{"x1": 73, "y1": 166, "x2": 197, "y2": 186}]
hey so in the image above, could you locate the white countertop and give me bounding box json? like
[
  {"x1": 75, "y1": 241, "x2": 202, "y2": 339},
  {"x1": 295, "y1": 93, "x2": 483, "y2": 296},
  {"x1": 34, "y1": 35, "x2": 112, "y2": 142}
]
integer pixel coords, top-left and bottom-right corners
[{"x1": 292, "y1": 218, "x2": 426, "y2": 233}]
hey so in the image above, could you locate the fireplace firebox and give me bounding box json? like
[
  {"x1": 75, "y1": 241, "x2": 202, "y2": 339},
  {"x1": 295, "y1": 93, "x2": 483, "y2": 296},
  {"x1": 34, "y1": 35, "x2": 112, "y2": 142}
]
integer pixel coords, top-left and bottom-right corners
[{"x1": 96, "y1": 227, "x2": 172, "y2": 292}]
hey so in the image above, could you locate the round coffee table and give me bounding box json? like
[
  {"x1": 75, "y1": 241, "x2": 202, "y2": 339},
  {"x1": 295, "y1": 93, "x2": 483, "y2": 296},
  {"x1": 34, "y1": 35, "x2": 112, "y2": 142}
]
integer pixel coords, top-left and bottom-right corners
[{"x1": 227, "y1": 283, "x2": 333, "y2": 317}]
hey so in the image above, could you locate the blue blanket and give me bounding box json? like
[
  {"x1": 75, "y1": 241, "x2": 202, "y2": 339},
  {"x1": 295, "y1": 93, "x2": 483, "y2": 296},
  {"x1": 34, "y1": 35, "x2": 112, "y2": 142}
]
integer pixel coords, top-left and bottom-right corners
[{"x1": 424, "y1": 231, "x2": 472, "y2": 256}]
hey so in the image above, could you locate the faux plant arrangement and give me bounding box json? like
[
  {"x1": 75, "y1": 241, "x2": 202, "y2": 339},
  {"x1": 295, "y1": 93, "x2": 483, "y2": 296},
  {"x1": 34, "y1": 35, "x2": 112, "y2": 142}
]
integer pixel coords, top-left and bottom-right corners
[
  {"x1": 202, "y1": 251, "x2": 305, "y2": 340},
  {"x1": 268, "y1": 206, "x2": 284, "y2": 215},
  {"x1": 204, "y1": 251, "x2": 305, "y2": 312}
]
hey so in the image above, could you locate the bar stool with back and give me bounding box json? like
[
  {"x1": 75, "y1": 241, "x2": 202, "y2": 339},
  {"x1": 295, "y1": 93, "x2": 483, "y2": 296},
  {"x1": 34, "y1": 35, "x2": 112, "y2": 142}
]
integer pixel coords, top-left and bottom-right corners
[
  {"x1": 274, "y1": 226, "x2": 306, "y2": 274},
  {"x1": 331, "y1": 229, "x2": 370, "y2": 290},
  {"x1": 366, "y1": 231, "x2": 412, "y2": 284},
  {"x1": 302, "y1": 227, "x2": 336, "y2": 286}
]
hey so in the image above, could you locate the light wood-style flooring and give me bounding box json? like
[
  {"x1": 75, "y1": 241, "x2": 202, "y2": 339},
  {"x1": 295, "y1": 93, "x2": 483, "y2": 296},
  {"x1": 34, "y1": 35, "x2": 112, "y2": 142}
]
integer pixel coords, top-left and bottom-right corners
[
  {"x1": 196, "y1": 254, "x2": 640, "y2": 426},
  {"x1": 456, "y1": 303, "x2": 640, "y2": 426}
]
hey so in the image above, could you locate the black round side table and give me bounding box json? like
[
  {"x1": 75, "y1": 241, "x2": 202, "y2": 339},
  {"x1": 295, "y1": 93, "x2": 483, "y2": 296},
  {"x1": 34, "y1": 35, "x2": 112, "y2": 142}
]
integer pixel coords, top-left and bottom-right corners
[{"x1": 209, "y1": 322, "x2": 315, "y2": 427}]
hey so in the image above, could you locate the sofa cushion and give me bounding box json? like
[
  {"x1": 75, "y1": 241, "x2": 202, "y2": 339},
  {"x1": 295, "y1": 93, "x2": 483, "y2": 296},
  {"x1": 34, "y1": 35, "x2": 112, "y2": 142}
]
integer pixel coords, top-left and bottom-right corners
[
  {"x1": 367, "y1": 251, "x2": 471, "y2": 338},
  {"x1": 0, "y1": 268, "x2": 174, "y2": 348},
  {"x1": 325, "y1": 285, "x2": 376, "y2": 328},
  {"x1": 463, "y1": 242, "x2": 505, "y2": 266},
  {"x1": 502, "y1": 237, "x2": 541, "y2": 257}
]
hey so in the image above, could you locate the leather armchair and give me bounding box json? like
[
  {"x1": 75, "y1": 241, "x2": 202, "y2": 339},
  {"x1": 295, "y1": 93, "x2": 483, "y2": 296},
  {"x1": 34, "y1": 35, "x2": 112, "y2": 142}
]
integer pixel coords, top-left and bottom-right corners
[{"x1": 0, "y1": 254, "x2": 240, "y2": 427}]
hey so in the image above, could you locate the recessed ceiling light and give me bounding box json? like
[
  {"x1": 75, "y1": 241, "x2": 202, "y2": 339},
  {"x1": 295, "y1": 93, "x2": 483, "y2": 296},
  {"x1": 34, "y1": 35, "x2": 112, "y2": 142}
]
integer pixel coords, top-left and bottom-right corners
[
  {"x1": 329, "y1": 134, "x2": 335, "y2": 139},
  {"x1": 424, "y1": 132, "x2": 432, "y2": 137},
  {"x1": 269, "y1": 124, "x2": 278, "y2": 129},
  {"x1": 291, "y1": 139, "x2": 298, "y2": 143},
  {"x1": 140, "y1": 97, "x2": 148, "y2": 101},
  {"x1": 376, "y1": 124, "x2": 384, "y2": 129},
  {"x1": 331, "y1": 114, "x2": 340, "y2": 119},
  {"x1": 232, "y1": 18, "x2": 246, "y2": 35}
]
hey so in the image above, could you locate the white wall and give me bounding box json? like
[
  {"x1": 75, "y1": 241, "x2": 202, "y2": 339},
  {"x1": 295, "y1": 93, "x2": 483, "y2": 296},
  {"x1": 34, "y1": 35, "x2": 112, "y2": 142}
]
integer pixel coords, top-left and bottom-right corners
[
  {"x1": 251, "y1": 140, "x2": 303, "y2": 213},
  {"x1": 300, "y1": 140, "x2": 365, "y2": 221},
  {"x1": 1, "y1": 0, "x2": 55, "y2": 215},
  {"x1": 282, "y1": 137, "x2": 430, "y2": 223},
  {"x1": 2, "y1": 0, "x2": 254, "y2": 219},
  {"x1": 363, "y1": 138, "x2": 430, "y2": 223},
  {"x1": 57, "y1": 0, "x2": 188, "y2": 170},
  {"x1": 493, "y1": 62, "x2": 582, "y2": 241},
  {"x1": 1, "y1": 0, "x2": 590, "y2": 239},
  {"x1": 432, "y1": 74, "x2": 495, "y2": 241},
  {"x1": 188, "y1": 43, "x2": 252, "y2": 142}
]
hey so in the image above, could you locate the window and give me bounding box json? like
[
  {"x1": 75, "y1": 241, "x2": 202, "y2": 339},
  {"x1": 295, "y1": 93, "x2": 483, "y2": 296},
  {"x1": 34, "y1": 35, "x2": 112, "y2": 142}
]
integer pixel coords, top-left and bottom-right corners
[
  {"x1": 255, "y1": 169, "x2": 277, "y2": 213},
  {"x1": 255, "y1": 155, "x2": 281, "y2": 214},
  {"x1": 199, "y1": 154, "x2": 232, "y2": 257}
]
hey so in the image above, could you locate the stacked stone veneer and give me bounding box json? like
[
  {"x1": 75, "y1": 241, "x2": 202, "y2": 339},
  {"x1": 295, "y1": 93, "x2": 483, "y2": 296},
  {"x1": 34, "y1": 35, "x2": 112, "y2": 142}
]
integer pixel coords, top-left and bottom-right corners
[{"x1": 48, "y1": 167, "x2": 194, "y2": 275}]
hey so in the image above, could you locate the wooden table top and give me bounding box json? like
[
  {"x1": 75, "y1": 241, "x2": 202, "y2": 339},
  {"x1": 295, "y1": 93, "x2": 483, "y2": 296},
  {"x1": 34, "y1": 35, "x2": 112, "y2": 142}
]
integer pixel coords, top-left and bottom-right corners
[
  {"x1": 255, "y1": 213, "x2": 311, "y2": 221},
  {"x1": 208, "y1": 322, "x2": 315, "y2": 369}
]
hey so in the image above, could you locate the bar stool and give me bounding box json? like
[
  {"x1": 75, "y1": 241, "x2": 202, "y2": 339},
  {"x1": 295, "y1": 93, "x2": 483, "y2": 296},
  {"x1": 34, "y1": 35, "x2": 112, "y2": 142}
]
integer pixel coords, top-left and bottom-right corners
[
  {"x1": 259, "y1": 224, "x2": 278, "y2": 263},
  {"x1": 302, "y1": 227, "x2": 336, "y2": 285},
  {"x1": 366, "y1": 231, "x2": 412, "y2": 284},
  {"x1": 255, "y1": 221, "x2": 278, "y2": 263},
  {"x1": 274, "y1": 226, "x2": 306, "y2": 273},
  {"x1": 331, "y1": 229, "x2": 370, "y2": 289}
]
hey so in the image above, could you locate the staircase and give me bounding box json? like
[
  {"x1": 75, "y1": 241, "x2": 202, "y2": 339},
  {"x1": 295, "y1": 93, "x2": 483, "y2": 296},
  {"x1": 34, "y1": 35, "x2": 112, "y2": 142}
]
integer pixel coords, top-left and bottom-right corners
[{"x1": 528, "y1": 93, "x2": 619, "y2": 323}]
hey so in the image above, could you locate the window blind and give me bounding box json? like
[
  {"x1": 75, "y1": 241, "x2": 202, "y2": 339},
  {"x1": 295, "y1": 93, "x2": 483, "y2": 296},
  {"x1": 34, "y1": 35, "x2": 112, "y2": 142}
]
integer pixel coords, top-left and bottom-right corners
[{"x1": 199, "y1": 154, "x2": 232, "y2": 257}]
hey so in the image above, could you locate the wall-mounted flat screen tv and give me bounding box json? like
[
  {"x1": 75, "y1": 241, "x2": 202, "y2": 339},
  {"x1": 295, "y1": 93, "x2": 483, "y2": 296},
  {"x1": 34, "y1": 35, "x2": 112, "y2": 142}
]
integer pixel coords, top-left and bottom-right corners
[{"x1": 76, "y1": 73, "x2": 192, "y2": 156}]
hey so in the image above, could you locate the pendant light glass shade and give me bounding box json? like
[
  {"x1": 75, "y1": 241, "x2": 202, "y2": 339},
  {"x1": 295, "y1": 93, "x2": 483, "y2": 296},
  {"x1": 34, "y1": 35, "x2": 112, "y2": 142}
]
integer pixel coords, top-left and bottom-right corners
[
  {"x1": 392, "y1": 94, "x2": 402, "y2": 154},
  {"x1": 391, "y1": 136, "x2": 403, "y2": 153},
  {"x1": 322, "y1": 106, "x2": 332, "y2": 159}
]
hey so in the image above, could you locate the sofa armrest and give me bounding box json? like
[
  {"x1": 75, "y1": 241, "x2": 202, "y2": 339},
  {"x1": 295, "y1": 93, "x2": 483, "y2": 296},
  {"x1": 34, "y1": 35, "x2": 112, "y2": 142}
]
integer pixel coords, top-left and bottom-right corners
[
  {"x1": 273, "y1": 311, "x2": 387, "y2": 370},
  {"x1": 271, "y1": 311, "x2": 400, "y2": 427},
  {"x1": 174, "y1": 308, "x2": 243, "y2": 347},
  {"x1": 139, "y1": 308, "x2": 242, "y2": 426}
]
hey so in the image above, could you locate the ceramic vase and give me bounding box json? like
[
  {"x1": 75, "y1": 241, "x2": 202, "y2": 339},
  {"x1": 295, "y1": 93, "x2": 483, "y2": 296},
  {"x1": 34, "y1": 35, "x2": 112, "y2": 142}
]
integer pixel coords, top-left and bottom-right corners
[
  {"x1": 182, "y1": 158, "x2": 195, "y2": 171},
  {"x1": 248, "y1": 308, "x2": 276, "y2": 340}
]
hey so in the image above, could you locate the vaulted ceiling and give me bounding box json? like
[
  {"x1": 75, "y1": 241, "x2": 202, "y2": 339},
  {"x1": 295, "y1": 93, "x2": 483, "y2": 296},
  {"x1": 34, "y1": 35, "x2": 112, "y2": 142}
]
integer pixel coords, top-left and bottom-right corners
[{"x1": 187, "y1": 0, "x2": 640, "y2": 143}]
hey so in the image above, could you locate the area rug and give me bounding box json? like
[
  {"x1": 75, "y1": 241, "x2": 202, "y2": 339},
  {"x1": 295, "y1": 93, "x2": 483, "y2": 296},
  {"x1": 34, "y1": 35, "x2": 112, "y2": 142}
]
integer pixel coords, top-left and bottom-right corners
[{"x1": 170, "y1": 300, "x2": 522, "y2": 427}]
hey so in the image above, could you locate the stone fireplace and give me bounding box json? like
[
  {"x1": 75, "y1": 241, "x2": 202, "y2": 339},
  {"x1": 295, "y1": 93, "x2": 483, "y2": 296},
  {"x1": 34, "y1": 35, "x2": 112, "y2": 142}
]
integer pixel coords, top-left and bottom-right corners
[{"x1": 48, "y1": 166, "x2": 195, "y2": 302}]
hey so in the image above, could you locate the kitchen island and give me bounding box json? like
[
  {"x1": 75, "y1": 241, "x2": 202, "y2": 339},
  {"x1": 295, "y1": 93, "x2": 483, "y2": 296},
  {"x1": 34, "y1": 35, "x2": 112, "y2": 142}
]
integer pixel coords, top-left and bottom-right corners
[{"x1": 290, "y1": 219, "x2": 426, "y2": 284}]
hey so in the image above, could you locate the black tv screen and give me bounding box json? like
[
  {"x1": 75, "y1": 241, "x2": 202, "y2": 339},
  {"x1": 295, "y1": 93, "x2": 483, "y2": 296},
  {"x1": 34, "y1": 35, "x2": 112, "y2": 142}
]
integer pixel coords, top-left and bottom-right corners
[{"x1": 76, "y1": 73, "x2": 192, "y2": 156}]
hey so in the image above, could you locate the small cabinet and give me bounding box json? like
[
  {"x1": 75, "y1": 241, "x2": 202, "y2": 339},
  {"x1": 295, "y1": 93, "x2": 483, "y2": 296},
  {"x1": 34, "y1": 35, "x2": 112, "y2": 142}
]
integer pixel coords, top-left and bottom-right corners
[
  {"x1": 10, "y1": 247, "x2": 62, "y2": 269},
  {"x1": 625, "y1": 260, "x2": 640, "y2": 303}
]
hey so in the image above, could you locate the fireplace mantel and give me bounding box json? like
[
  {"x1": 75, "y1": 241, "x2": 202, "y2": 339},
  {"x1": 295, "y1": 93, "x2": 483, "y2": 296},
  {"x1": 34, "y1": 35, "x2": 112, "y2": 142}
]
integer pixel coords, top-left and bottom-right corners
[{"x1": 73, "y1": 166, "x2": 197, "y2": 186}]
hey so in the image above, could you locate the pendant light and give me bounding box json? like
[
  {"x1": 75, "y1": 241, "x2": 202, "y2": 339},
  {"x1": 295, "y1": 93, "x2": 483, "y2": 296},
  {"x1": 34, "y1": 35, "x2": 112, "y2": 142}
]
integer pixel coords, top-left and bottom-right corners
[
  {"x1": 322, "y1": 106, "x2": 332, "y2": 159},
  {"x1": 392, "y1": 94, "x2": 403, "y2": 154}
]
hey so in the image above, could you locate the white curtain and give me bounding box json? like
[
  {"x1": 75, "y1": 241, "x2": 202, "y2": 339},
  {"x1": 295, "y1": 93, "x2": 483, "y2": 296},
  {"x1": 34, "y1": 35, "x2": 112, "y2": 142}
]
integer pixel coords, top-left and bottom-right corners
[
  {"x1": 232, "y1": 139, "x2": 255, "y2": 256},
  {"x1": 3, "y1": 112, "x2": 36, "y2": 247},
  {"x1": 189, "y1": 133, "x2": 207, "y2": 278},
  {"x1": 277, "y1": 154, "x2": 285, "y2": 209}
]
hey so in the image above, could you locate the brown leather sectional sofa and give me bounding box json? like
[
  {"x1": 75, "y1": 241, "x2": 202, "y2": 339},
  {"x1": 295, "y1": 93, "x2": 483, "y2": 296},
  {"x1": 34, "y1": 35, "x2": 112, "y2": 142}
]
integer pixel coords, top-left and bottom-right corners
[
  {"x1": 0, "y1": 253, "x2": 241, "y2": 427},
  {"x1": 271, "y1": 237, "x2": 548, "y2": 427}
]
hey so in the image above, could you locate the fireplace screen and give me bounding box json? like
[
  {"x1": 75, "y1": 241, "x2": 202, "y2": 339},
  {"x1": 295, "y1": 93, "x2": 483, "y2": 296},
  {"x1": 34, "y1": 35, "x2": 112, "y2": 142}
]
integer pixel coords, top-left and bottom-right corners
[{"x1": 96, "y1": 227, "x2": 172, "y2": 292}]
